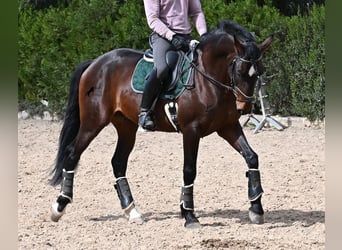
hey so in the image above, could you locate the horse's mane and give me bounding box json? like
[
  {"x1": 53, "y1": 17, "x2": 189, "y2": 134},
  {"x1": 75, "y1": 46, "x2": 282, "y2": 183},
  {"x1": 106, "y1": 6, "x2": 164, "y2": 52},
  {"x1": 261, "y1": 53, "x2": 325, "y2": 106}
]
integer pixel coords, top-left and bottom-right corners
[
  {"x1": 216, "y1": 20, "x2": 256, "y2": 42},
  {"x1": 200, "y1": 20, "x2": 260, "y2": 60}
]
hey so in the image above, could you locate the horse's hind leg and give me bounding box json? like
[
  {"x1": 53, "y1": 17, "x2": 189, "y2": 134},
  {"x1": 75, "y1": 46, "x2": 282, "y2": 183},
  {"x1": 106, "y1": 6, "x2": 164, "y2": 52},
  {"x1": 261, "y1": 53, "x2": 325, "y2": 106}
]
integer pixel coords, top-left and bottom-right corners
[
  {"x1": 217, "y1": 123, "x2": 264, "y2": 224},
  {"x1": 111, "y1": 119, "x2": 144, "y2": 223},
  {"x1": 51, "y1": 124, "x2": 106, "y2": 222}
]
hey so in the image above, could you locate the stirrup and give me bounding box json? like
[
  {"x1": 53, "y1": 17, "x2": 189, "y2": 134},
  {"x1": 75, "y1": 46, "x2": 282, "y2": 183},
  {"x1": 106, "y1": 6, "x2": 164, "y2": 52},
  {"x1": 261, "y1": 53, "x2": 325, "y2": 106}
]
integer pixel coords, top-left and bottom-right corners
[{"x1": 138, "y1": 111, "x2": 156, "y2": 131}]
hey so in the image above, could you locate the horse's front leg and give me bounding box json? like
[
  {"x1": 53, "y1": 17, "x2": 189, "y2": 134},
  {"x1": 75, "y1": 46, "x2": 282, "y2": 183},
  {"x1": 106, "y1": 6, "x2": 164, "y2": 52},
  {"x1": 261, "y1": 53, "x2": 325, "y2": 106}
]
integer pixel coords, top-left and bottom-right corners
[
  {"x1": 181, "y1": 130, "x2": 201, "y2": 229},
  {"x1": 217, "y1": 123, "x2": 264, "y2": 224}
]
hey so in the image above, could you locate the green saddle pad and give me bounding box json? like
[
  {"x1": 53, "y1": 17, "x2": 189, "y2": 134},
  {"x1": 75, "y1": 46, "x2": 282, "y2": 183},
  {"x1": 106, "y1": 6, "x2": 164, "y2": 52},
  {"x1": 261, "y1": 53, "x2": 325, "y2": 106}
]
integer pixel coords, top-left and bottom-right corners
[{"x1": 131, "y1": 53, "x2": 192, "y2": 100}]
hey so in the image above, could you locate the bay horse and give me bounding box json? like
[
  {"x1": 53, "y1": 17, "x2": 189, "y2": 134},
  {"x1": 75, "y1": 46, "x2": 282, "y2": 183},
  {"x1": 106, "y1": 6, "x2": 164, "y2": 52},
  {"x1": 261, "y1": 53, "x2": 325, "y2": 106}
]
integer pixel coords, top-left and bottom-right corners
[{"x1": 49, "y1": 20, "x2": 272, "y2": 228}]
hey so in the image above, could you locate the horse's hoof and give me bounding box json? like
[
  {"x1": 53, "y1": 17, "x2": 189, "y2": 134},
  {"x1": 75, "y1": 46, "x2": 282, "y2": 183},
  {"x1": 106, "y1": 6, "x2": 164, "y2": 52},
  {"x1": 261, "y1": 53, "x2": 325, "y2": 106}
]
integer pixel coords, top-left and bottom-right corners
[
  {"x1": 182, "y1": 209, "x2": 201, "y2": 229},
  {"x1": 185, "y1": 221, "x2": 202, "y2": 229},
  {"x1": 183, "y1": 213, "x2": 201, "y2": 229},
  {"x1": 50, "y1": 203, "x2": 65, "y2": 222},
  {"x1": 125, "y1": 207, "x2": 145, "y2": 224},
  {"x1": 249, "y1": 210, "x2": 264, "y2": 224}
]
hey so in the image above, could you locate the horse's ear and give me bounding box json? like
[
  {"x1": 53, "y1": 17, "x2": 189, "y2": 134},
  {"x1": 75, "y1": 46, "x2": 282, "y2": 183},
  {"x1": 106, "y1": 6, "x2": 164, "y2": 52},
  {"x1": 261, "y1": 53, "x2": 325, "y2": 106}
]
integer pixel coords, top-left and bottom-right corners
[{"x1": 259, "y1": 35, "x2": 273, "y2": 53}]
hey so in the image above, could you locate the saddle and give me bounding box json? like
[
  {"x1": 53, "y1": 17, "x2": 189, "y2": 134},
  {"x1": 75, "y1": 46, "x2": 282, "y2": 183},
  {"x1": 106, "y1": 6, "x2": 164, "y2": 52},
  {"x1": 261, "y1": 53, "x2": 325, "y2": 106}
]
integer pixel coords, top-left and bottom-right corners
[
  {"x1": 131, "y1": 48, "x2": 195, "y2": 100},
  {"x1": 131, "y1": 41, "x2": 198, "y2": 131}
]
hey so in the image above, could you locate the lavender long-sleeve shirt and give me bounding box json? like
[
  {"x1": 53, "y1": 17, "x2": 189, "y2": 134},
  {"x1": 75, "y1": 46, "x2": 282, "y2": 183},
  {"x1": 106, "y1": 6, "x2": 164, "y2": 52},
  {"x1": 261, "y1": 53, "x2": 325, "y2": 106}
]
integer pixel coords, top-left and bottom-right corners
[{"x1": 143, "y1": 0, "x2": 207, "y2": 41}]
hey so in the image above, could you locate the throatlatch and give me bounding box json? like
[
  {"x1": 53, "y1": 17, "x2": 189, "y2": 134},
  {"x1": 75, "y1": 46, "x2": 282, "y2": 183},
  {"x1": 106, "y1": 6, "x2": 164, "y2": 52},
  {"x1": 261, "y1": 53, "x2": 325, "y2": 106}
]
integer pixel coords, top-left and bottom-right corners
[
  {"x1": 180, "y1": 184, "x2": 194, "y2": 211},
  {"x1": 114, "y1": 177, "x2": 134, "y2": 210},
  {"x1": 246, "y1": 169, "x2": 264, "y2": 201}
]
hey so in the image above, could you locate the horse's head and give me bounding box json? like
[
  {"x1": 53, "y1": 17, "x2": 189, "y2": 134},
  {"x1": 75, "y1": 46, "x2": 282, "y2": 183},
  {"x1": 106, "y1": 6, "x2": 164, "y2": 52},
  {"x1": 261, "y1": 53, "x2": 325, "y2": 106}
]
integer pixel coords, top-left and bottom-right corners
[
  {"x1": 231, "y1": 34, "x2": 272, "y2": 114},
  {"x1": 198, "y1": 20, "x2": 272, "y2": 115}
]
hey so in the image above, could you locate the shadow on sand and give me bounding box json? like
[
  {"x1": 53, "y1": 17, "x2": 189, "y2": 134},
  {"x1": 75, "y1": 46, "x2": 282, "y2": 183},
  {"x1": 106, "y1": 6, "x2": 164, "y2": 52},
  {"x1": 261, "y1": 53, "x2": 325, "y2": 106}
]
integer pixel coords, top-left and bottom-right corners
[{"x1": 88, "y1": 208, "x2": 324, "y2": 228}]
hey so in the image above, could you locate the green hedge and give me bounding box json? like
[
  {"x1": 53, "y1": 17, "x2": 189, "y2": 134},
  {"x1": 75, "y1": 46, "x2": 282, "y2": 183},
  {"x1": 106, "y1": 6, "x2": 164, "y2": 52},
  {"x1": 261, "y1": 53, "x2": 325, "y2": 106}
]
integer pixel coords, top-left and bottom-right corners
[
  {"x1": 18, "y1": 0, "x2": 123, "y2": 116},
  {"x1": 18, "y1": 0, "x2": 325, "y2": 121}
]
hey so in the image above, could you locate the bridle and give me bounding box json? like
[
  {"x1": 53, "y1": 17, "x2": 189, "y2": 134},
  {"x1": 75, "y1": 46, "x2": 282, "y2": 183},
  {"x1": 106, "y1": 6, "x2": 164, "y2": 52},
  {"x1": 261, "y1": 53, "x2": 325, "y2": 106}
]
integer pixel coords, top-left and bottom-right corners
[
  {"x1": 228, "y1": 55, "x2": 263, "y2": 103},
  {"x1": 185, "y1": 53, "x2": 262, "y2": 103}
]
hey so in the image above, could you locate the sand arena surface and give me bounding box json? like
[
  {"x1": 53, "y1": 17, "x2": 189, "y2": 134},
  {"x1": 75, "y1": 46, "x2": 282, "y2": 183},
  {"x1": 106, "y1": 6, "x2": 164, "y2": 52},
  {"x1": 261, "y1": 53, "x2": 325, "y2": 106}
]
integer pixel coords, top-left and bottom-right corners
[{"x1": 18, "y1": 119, "x2": 324, "y2": 249}]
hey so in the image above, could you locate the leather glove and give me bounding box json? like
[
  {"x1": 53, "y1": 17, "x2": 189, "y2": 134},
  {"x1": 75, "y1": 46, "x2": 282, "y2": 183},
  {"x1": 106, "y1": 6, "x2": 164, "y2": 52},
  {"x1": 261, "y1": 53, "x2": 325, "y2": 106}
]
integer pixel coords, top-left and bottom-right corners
[{"x1": 171, "y1": 34, "x2": 189, "y2": 53}]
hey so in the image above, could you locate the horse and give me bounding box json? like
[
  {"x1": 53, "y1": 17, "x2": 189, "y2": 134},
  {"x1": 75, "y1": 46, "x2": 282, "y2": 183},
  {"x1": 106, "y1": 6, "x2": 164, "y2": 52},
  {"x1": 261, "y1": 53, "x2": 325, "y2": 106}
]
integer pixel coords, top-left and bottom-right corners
[{"x1": 49, "y1": 19, "x2": 272, "y2": 228}]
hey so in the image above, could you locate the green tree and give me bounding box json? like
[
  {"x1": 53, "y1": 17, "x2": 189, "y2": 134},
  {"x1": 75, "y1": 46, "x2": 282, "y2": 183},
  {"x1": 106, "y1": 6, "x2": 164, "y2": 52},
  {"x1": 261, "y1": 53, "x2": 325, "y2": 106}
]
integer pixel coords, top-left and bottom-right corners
[
  {"x1": 111, "y1": 0, "x2": 150, "y2": 50},
  {"x1": 286, "y1": 5, "x2": 325, "y2": 120},
  {"x1": 18, "y1": 0, "x2": 119, "y2": 115}
]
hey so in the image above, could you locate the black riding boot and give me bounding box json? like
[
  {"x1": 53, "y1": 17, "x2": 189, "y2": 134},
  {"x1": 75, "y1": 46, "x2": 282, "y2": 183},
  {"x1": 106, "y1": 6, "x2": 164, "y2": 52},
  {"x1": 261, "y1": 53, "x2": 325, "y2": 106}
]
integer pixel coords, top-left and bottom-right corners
[{"x1": 139, "y1": 68, "x2": 162, "y2": 131}]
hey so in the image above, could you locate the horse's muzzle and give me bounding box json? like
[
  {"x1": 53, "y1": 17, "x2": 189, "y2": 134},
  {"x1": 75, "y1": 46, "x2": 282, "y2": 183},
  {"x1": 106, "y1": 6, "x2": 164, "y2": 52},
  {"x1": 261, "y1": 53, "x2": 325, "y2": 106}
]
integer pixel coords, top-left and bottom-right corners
[{"x1": 236, "y1": 102, "x2": 253, "y2": 115}]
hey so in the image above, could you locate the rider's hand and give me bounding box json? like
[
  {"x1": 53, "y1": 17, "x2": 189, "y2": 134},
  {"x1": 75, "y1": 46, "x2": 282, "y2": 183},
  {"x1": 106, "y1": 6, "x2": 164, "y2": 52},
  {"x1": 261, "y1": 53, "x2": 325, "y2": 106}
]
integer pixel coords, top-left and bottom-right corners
[{"x1": 171, "y1": 34, "x2": 189, "y2": 53}]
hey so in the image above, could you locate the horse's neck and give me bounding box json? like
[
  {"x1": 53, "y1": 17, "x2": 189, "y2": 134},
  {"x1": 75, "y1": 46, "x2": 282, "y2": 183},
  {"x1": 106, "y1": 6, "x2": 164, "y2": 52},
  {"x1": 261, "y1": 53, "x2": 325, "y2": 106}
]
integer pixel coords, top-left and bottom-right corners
[{"x1": 194, "y1": 51, "x2": 235, "y2": 103}]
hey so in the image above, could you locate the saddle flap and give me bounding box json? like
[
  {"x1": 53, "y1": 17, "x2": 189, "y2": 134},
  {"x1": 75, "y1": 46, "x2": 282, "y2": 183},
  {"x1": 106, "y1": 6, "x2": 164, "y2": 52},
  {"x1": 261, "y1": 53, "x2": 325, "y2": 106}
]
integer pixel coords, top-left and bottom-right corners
[{"x1": 165, "y1": 51, "x2": 185, "y2": 92}]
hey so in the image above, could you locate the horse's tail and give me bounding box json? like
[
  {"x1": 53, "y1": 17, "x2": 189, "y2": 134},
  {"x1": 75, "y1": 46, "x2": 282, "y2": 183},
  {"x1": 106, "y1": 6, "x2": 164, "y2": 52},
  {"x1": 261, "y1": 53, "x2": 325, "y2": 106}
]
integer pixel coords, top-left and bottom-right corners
[{"x1": 49, "y1": 59, "x2": 93, "y2": 186}]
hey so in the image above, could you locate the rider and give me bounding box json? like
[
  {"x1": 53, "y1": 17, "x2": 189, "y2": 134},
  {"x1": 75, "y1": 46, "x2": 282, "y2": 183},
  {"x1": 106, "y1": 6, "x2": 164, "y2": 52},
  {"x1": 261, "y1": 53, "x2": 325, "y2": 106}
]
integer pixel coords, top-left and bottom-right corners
[{"x1": 139, "y1": 0, "x2": 207, "y2": 131}]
